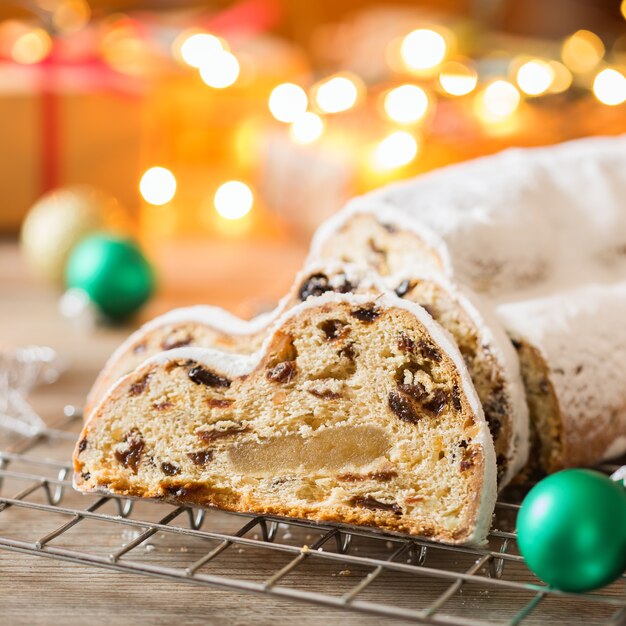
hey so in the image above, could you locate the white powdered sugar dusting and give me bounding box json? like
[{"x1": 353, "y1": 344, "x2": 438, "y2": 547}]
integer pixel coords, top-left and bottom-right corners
[
  {"x1": 317, "y1": 135, "x2": 626, "y2": 302},
  {"x1": 141, "y1": 305, "x2": 276, "y2": 336},
  {"x1": 497, "y1": 282, "x2": 626, "y2": 463}
]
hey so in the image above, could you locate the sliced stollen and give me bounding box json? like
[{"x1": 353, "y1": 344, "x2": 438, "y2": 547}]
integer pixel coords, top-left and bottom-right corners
[
  {"x1": 496, "y1": 282, "x2": 626, "y2": 473},
  {"x1": 308, "y1": 135, "x2": 626, "y2": 301},
  {"x1": 83, "y1": 261, "x2": 527, "y2": 489},
  {"x1": 74, "y1": 293, "x2": 497, "y2": 545}
]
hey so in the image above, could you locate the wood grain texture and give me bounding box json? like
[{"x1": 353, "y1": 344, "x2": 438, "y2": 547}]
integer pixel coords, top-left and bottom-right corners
[{"x1": 0, "y1": 241, "x2": 623, "y2": 625}]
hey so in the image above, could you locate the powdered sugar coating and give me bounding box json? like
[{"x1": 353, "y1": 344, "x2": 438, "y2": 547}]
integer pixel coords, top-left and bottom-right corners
[
  {"x1": 139, "y1": 305, "x2": 276, "y2": 336},
  {"x1": 611, "y1": 465, "x2": 626, "y2": 484},
  {"x1": 497, "y1": 282, "x2": 626, "y2": 465},
  {"x1": 310, "y1": 135, "x2": 626, "y2": 302}
]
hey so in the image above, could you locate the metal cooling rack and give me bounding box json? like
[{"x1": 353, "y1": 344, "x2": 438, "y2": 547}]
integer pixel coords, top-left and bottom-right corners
[{"x1": 0, "y1": 408, "x2": 624, "y2": 626}]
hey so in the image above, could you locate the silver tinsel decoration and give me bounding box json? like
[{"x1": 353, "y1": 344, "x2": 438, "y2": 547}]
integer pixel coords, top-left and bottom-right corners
[{"x1": 0, "y1": 346, "x2": 65, "y2": 436}]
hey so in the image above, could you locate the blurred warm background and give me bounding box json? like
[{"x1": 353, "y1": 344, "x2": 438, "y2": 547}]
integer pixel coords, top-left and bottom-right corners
[{"x1": 2, "y1": 0, "x2": 626, "y2": 321}]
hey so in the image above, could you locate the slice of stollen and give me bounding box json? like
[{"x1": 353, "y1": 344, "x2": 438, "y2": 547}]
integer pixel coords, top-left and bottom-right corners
[
  {"x1": 83, "y1": 261, "x2": 527, "y2": 489},
  {"x1": 291, "y1": 265, "x2": 528, "y2": 488},
  {"x1": 74, "y1": 293, "x2": 497, "y2": 545}
]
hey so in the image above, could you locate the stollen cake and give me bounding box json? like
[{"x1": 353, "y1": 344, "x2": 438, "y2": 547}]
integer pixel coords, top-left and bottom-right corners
[
  {"x1": 497, "y1": 282, "x2": 626, "y2": 473},
  {"x1": 306, "y1": 135, "x2": 626, "y2": 473},
  {"x1": 74, "y1": 293, "x2": 497, "y2": 544},
  {"x1": 84, "y1": 261, "x2": 527, "y2": 488}
]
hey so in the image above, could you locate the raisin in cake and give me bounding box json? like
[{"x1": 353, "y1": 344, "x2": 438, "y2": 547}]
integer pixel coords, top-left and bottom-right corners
[
  {"x1": 497, "y1": 282, "x2": 626, "y2": 473},
  {"x1": 75, "y1": 293, "x2": 497, "y2": 544},
  {"x1": 309, "y1": 135, "x2": 626, "y2": 300},
  {"x1": 84, "y1": 261, "x2": 527, "y2": 488}
]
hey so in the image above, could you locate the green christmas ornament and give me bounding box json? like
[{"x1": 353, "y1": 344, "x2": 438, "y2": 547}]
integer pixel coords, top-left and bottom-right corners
[
  {"x1": 65, "y1": 235, "x2": 155, "y2": 321},
  {"x1": 516, "y1": 469, "x2": 626, "y2": 593}
]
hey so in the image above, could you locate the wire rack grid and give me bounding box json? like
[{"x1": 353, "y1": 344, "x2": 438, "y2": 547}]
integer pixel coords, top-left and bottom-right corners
[{"x1": 0, "y1": 408, "x2": 624, "y2": 626}]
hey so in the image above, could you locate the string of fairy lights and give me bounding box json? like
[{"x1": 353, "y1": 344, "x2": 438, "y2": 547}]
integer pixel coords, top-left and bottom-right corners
[{"x1": 2, "y1": 0, "x2": 626, "y2": 224}]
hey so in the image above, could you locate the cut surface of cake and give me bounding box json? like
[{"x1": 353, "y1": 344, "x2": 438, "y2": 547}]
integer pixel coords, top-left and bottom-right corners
[
  {"x1": 291, "y1": 265, "x2": 528, "y2": 487},
  {"x1": 83, "y1": 262, "x2": 527, "y2": 489},
  {"x1": 74, "y1": 293, "x2": 497, "y2": 544},
  {"x1": 383, "y1": 272, "x2": 528, "y2": 486}
]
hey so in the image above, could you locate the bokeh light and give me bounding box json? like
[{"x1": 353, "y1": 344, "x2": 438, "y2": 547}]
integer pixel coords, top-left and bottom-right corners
[
  {"x1": 52, "y1": 0, "x2": 91, "y2": 34},
  {"x1": 439, "y1": 61, "x2": 478, "y2": 96},
  {"x1": 383, "y1": 84, "x2": 430, "y2": 124},
  {"x1": 199, "y1": 50, "x2": 240, "y2": 88},
  {"x1": 180, "y1": 33, "x2": 223, "y2": 68},
  {"x1": 314, "y1": 75, "x2": 360, "y2": 113},
  {"x1": 269, "y1": 83, "x2": 308, "y2": 123},
  {"x1": 214, "y1": 181, "x2": 254, "y2": 220},
  {"x1": 373, "y1": 131, "x2": 418, "y2": 170},
  {"x1": 290, "y1": 112, "x2": 324, "y2": 144},
  {"x1": 593, "y1": 68, "x2": 626, "y2": 106},
  {"x1": 516, "y1": 60, "x2": 554, "y2": 96},
  {"x1": 547, "y1": 61, "x2": 573, "y2": 93},
  {"x1": 11, "y1": 29, "x2": 52, "y2": 64},
  {"x1": 140, "y1": 167, "x2": 177, "y2": 206},
  {"x1": 476, "y1": 80, "x2": 521, "y2": 121},
  {"x1": 101, "y1": 22, "x2": 149, "y2": 75},
  {"x1": 561, "y1": 30, "x2": 604, "y2": 73},
  {"x1": 401, "y1": 29, "x2": 447, "y2": 71}
]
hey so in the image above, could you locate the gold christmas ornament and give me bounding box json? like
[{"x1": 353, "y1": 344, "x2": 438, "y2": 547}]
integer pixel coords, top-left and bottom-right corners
[{"x1": 20, "y1": 186, "x2": 130, "y2": 285}]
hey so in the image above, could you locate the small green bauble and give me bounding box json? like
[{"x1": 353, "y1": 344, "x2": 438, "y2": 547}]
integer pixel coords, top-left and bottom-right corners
[
  {"x1": 65, "y1": 235, "x2": 155, "y2": 321},
  {"x1": 517, "y1": 469, "x2": 626, "y2": 592}
]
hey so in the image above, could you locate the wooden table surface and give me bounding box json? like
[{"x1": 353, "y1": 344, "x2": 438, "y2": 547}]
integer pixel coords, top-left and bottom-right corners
[{"x1": 0, "y1": 240, "x2": 624, "y2": 626}]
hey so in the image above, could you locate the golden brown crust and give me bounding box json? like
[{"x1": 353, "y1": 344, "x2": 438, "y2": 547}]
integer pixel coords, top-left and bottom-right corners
[{"x1": 73, "y1": 471, "x2": 467, "y2": 542}]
